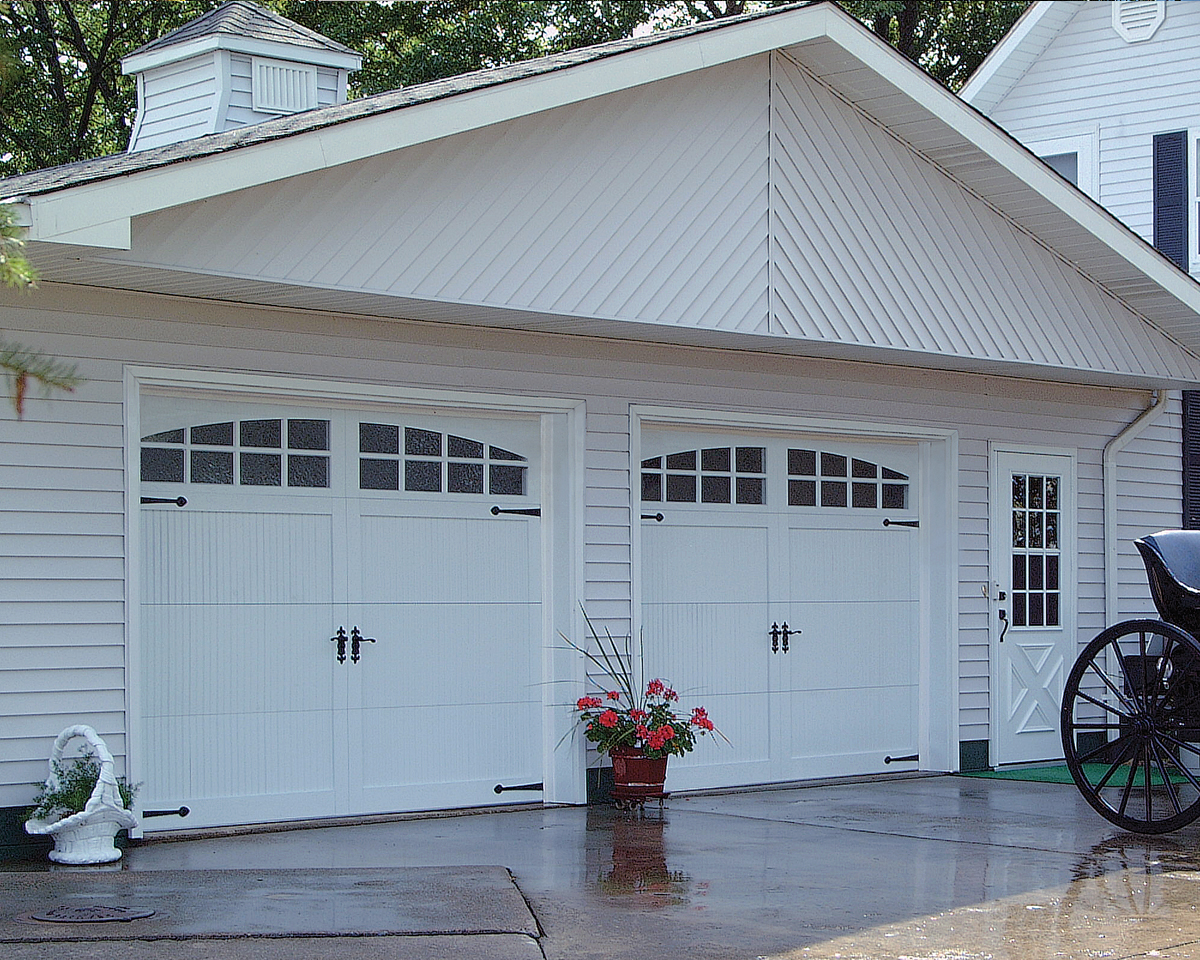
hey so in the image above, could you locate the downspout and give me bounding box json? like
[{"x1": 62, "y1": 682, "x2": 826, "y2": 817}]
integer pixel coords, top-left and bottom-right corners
[{"x1": 1103, "y1": 389, "x2": 1170, "y2": 626}]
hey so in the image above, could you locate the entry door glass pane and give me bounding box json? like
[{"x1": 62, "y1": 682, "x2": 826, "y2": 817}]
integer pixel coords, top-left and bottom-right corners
[{"x1": 1011, "y1": 473, "x2": 1061, "y2": 627}]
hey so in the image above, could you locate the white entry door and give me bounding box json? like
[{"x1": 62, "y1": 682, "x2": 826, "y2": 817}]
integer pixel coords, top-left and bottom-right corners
[
  {"x1": 640, "y1": 429, "x2": 921, "y2": 791},
  {"x1": 991, "y1": 450, "x2": 1076, "y2": 766},
  {"x1": 137, "y1": 398, "x2": 543, "y2": 829}
]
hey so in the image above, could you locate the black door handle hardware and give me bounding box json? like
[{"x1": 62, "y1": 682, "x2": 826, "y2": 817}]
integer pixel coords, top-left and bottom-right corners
[
  {"x1": 770, "y1": 622, "x2": 780, "y2": 654},
  {"x1": 491, "y1": 506, "x2": 541, "y2": 517},
  {"x1": 781, "y1": 622, "x2": 799, "y2": 653},
  {"x1": 883, "y1": 518, "x2": 918, "y2": 528},
  {"x1": 350, "y1": 626, "x2": 376, "y2": 663},
  {"x1": 642, "y1": 513, "x2": 664, "y2": 522},
  {"x1": 884, "y1": 754, "x2": 918, "y2": 764},
  {"x1": 998, "y1": 609, "x2": 1009, "y2": 643},
  {"x1": 494, "y1": 782, "x2": 544, "y2": 794},
  {"x1": 141, "y1": 496, "x2": 187, "y2": 506},
  {"x1": 331, "y1": 626, "x2": 347, "y2": 664},
  {"x1": 143, "y1": 806, "x2": 190, "y2": 818}
]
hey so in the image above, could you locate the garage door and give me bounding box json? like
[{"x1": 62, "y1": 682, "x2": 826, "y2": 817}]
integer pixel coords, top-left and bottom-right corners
[
  {"x1": 640, "y1": 428, "x2": 920, "y2": 791},
  {"x1": 137, "y1": 396, "x2": 542, "y2": 829}
]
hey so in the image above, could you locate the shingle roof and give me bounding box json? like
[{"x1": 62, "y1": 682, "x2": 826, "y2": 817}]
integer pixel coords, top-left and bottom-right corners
[
  {"x1": 0, "y1": 1, "x2": 812, "y2": 199},
  {"x1": 127, "y1": 0, "x2": 358, "y2": 59}
]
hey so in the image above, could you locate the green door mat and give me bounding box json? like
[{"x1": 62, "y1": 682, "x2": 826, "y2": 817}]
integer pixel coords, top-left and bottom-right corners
[{"x1": 962, "y1": 764, "x2": 1186, "y2": 785}]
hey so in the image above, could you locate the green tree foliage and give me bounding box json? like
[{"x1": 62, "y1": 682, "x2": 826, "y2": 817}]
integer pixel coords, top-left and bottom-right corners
[
  {"x1": 0, "y1": 1, "x2": 1028, "y2": 178},
  {"x1": 838, "y1": 1, "x2": 1030, "y2": 90}
]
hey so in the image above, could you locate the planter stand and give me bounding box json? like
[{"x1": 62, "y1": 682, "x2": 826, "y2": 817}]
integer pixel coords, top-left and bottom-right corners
[{"x1": 25, "y1": 725, "x2": 138, "y2": 864}]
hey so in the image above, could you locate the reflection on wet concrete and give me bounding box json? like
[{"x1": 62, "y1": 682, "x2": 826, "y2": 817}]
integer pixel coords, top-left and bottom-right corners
[{"x1": 587, "y1": 807, "x2": 691, "y2": 907}]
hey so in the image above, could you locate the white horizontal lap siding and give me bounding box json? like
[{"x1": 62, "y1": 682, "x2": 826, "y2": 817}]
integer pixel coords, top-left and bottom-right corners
[
  {"x1": 108, "y1": 55, "x2": 772, "y2": 334},
  {"x1": 133, "y1": 56, "x2": 219, "y2": 151},
  {"x1": 770, "y1": 52, "x2": 1199, "y2": 382},
  {"x1": 1115, "y1": 394, "x2": 1182, "y2": 618},
  {"x1": 984, "y1": 2, "x2": 1200, "y2": 251},
  {"x1": 0, "y1": 340, "x2": 127, "y2": 807},
  {"x1": 0, "y1": 285, "x2": 1176, "y2": 794},
  {"x1": 223, "y1": 53, "x2": 255, "y2": 127}
]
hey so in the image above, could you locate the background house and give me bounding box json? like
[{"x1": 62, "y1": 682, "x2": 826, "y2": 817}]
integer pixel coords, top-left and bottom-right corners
[
  {"x1": 3, "y1": 0, "x2": 1200, "y2": 852},
  {"x1": 962, "y1": 0, "x2": 1200, "y2": 580}
]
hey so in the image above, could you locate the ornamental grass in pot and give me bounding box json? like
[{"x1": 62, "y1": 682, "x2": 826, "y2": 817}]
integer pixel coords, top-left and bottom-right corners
[{"x1": 563, "y1": 612, "x2": 726, "y2": 803}]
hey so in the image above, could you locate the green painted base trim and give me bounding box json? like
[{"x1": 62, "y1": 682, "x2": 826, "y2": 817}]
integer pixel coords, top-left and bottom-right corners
[
  {"x1": 959, "y1": 740, "x2": 989, "y2": 773},
  {"x1": 964, "y1": 763, "x2": 1187, "y2": 786},
  {"x1": 586, "y1": 766, "x2": 614, "y2": 804},
  {"x1": 0, "y1": 806, "x2": 51, "y2": 864}
]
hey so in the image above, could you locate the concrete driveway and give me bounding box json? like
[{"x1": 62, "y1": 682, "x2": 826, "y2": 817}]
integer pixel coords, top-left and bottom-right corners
[{"x1": 5, "y1": 774, "x2": 1200, "y2": 959}]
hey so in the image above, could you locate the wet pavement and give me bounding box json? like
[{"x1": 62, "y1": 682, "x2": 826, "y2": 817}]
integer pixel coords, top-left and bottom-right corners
[{"x1": 6, "y1": 774, "x2": 1200, "y2": 958}]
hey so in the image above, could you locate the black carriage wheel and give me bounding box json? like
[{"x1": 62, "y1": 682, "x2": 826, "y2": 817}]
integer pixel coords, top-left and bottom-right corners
[{"x1": 1061, "y1": 619, "x2": 1200, "y2": 834}]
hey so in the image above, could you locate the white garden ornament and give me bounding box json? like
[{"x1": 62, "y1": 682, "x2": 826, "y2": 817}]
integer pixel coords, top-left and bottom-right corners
[{"x1": 25, "y1": 725, "x2": 138, "y2": 864}]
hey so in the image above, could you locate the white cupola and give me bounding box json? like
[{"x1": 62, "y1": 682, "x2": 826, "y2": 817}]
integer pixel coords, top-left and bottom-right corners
[{"x1": 121, "y1": 0, "x2": 362, "y2": 153}]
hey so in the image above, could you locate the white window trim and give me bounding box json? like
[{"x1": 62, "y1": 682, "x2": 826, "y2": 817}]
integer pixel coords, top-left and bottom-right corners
[{"x1": 1024, "y1": 131, "x2": 1099, "y2": 201}]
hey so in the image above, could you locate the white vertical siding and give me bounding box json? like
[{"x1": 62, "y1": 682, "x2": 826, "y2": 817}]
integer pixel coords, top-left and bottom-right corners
[{"x1": 983, "y1": 1, "x2": 1200, "y2": 269}]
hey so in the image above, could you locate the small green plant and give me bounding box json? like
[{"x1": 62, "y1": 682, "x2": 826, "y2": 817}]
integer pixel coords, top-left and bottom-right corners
[{"x1": 27, "y1": 749, "x2": 138, "y2": 821}]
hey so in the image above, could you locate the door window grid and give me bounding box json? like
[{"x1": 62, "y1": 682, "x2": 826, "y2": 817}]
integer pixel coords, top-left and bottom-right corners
[
  {"x1": 141, "y1": 419, "x2": 330, "y2": 488},
  {"x1": 787, "y1": 449, "x2": 909, "y2": 510},
  {"x1": 641, "y1": 446, "x2": 766, "y2": 505},
  {"x1": 1011, "y1": 473, "x2": 1061, "y2": 628},
  {"x1": 359, "y1": 423, "x2": 527, "y2": 496}
]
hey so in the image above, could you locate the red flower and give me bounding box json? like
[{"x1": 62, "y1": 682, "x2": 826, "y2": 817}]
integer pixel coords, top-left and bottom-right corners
[
  {"x1": 577, "y1": 696, "x2": 603, "y2": 710},
  {"x1": 598, "y1": 709, "x2": 619, "y2": 728},
  {"x1": 606, "y1": 690, "x2": 621, "y2": 700},
  {"x1": 635, "y1": 724, "x2": 651, "y2": 740},
  {"x1": 629, "y1": 708, "x2": 647, "y2": 721},
  {"x1": 646, "y1": 679, "x2": 665, "y2": 697},
  {"x1": 664, "y1": 687, "x2": 678, "y2": 702},
  {"x1": 658, "y1": 725, "x2": 675, "y2": 740}
]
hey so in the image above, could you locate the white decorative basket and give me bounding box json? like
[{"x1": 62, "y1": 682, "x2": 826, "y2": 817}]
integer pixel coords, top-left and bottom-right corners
[{"x1": 25, "y1": 725, "x2": 138, "y2": 864}]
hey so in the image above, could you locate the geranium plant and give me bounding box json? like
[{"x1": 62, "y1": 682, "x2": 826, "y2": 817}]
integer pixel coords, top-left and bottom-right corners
[{"x1": 562, "y1": 611, "x2": 725, "y2": 759}]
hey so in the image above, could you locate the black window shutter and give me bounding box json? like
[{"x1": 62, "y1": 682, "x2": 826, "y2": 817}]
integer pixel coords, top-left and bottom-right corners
[
  {"x1": 1153, "y1": 131, "x2": 1188, "y2": 269},
  {"x1": 1184, "y1": 392, "x2": 1200, "y2": 529}
]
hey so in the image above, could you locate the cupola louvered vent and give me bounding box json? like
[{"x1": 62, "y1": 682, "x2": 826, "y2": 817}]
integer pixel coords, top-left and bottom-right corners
[
  {"x1": 252, "y1": 57, "x2": 317, "y2": 114},
  {"x1": 1112, "y1": 1, "x2": 1165, "y2": 43}
]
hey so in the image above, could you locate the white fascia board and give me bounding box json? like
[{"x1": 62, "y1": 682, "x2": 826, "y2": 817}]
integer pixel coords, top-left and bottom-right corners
[
  {"x1": 30, "y1": 5, "x2": 832, "y2": 246},
  {"x1": 959, "y1": 1, "x2": 1064, "y2": 110},
  {"x1": 822, "y1": 11, "x2": 1200, "y2": 325},
  {"x1": 122, "y1": 34, "x2": 361, "y2": 75}
]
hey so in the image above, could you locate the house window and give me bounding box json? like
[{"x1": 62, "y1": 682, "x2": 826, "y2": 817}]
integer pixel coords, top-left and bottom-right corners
[
  {"x1": 641, "y1": 447, "x2": 766, "y2": 505},
  {"x1": 1025, "y1": 133, "x2": 1097, "y2": 200},
  {"x1": 1191, "y1": 131, "x2": 1200, "y2": 276},
  {"x1": 359, "y1": 423, "x2": 527, "y2": 496},
  {"x1": 141, "y1": 418, "x2": 330, "y2": 488}
]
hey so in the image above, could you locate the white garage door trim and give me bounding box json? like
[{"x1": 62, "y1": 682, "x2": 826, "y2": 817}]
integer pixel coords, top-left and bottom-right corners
[
  {"x1": 124, "y1": 367, "x2": 587, "y2": 833},
  {"x1": 630, "y1": 405, "x2": 959, "y2": 776}
]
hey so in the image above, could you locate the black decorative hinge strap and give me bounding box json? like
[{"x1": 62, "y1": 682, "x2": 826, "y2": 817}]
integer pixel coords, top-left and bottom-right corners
[
  {"x1": 883, "y1": 518, "x2": 919, "y2": 528},
  {"x1": 491, "y1": 506, "x2": 541, "y2": 516},
  {"x1": 141, "y1": 496, "x2": 188, "y2": 507}
]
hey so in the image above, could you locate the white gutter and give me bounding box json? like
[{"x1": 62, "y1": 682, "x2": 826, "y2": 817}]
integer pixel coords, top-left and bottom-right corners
[{"x1": 1103, "y1": 389, "x2": 1171, "y2": 625}]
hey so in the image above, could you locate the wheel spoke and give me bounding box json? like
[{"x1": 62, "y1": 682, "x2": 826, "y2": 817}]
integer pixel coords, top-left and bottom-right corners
[
  {"x1": 1151, "y1": 733, "x2": 1200, "y2": 793},
  {"x1": 1073, "y1": 688, "x2": 1135, "y2": 721},
  {"x1": 1091, "y1": 651, "x2": 1142, "y2": 717},
  {"x1": 1092, "y1": 734, "x2": 1137, "y2": 789},
  {"x1": 1149, "y1": 738, "x2": 1183, "y2": 816}
]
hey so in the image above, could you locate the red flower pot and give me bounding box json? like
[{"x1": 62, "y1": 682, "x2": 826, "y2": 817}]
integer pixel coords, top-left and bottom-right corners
[{"x1": 610, "y1": 746, "x2": 668, "y2": 800}]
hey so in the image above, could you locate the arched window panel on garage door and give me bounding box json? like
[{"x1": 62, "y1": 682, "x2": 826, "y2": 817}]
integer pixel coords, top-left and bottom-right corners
[
  {"x1": 787, "y1": 449, "x2": 909, "y2": 510},
  {"x1": 358, "y1": 422, "x2": 528, "y2": 497},
  {"x1": 641, "y1": 445, "x2": 766, "y2": 504},
  {"x1": 141, "y1": 417, "x2": 330, "y2": 488}
]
